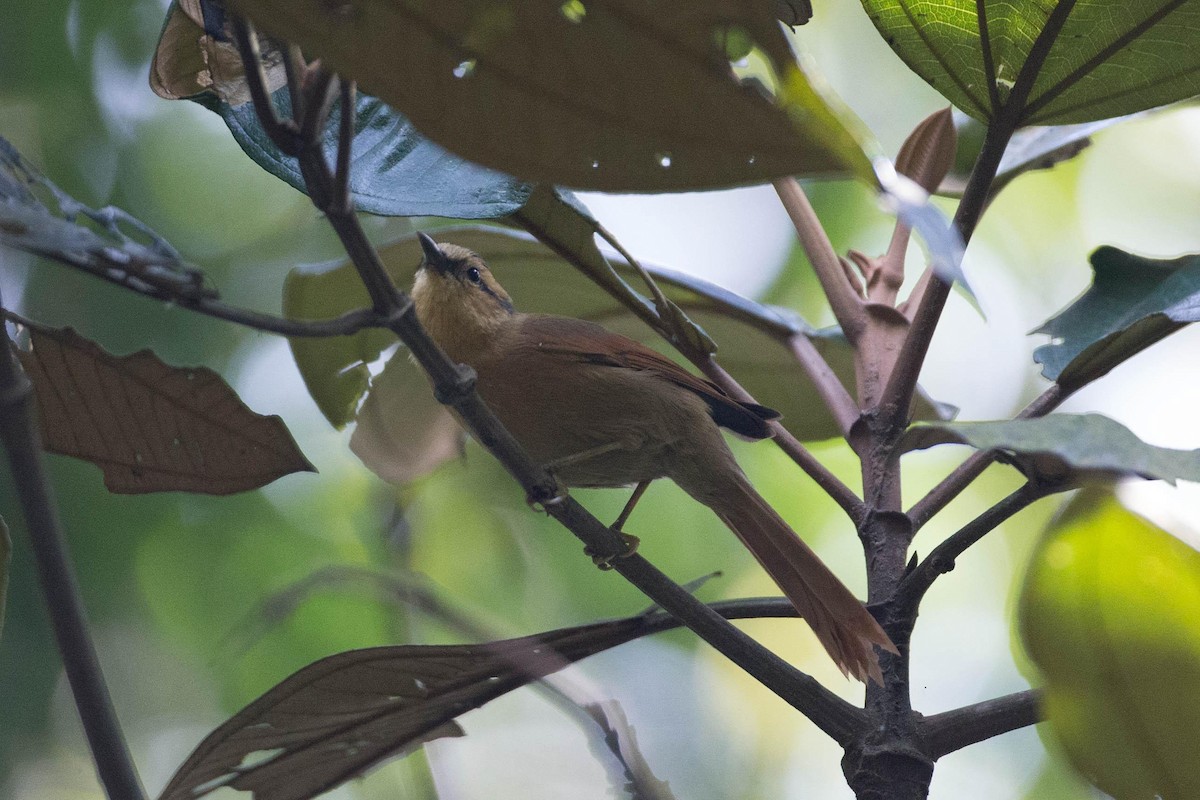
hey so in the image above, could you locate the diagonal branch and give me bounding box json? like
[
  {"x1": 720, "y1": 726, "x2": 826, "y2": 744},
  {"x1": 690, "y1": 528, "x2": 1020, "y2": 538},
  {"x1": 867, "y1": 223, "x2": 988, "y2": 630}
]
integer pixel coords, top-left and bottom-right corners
[
  {"x1": 229, "y1": 15, "x2": 866, "y2": 742},
  {"x1": 907, "y1": 383, "x2": 1067, "y2": 529},
  {"x1": 895, "y1": 482, "x2": 1049, "y2": 615},
  {"x1": 773, "y1": 177, "x2": 867, "y2": 340}
]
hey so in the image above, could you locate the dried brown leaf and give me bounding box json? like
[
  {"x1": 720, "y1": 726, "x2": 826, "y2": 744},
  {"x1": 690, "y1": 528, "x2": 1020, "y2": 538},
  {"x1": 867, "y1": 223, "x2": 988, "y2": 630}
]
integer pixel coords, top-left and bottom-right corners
[
  {"x1": 159, "y1": 618, "x2": 647, "y2": 800},
  {"x1": 151, "y1": 0, "x2": 287, "y2": 104},
  {"x1": 9, "y1": 315, "x2": 313, "y2": 494}
]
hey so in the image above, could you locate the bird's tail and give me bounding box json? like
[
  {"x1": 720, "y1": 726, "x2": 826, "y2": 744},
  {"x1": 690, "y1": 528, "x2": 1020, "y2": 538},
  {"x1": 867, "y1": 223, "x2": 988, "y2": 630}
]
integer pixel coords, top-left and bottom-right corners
[{"x1": 711, "y1": 474, "x2": 897, "y2": 683}]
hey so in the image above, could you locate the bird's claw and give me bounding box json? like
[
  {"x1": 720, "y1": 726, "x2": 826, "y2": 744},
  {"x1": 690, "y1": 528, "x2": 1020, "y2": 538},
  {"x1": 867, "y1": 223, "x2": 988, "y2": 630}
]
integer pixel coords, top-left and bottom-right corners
[
  {"x1": 526, "y1": 483, "x2": 567, "y2": 514},
  {"x1": 587, "y1": 532, "x2": 641, "y2": 570}
]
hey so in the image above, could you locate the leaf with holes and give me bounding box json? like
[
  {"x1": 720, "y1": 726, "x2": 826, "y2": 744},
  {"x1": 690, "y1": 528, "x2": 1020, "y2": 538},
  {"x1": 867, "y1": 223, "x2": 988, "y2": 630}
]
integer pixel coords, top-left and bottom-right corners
[
  {"x1": 862, "y1": 1, "x2": 1200, "y2": 125},
  {"x1": 158, "y1": 617, "x2": 650, "y2": 800},
  {"x1": 1019, "y1": 492, "x2": 1200, "y2": 800},
  {"x1": 900, "y1": 414, "x2": 1200, "y2": 486},
  {"x1": 1034, "y1": 246, "x2": 1200, "y2": 391},
  {"x1": 8, "y1": 315, "x2": 314, "y2": 494},
  {"x1": 228, "y1": 0, "x2": 878, "y2": 190}
]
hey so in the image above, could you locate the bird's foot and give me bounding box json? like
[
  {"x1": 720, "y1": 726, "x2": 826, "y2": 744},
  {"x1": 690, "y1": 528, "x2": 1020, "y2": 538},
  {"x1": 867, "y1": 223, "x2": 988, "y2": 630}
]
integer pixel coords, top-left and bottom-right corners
[
  {"x1": 526, "y1": 482, "x2": 567, "y2": 514},
  {"x1": 587, "y1": 532, "x2": 640, "y2": 570}
]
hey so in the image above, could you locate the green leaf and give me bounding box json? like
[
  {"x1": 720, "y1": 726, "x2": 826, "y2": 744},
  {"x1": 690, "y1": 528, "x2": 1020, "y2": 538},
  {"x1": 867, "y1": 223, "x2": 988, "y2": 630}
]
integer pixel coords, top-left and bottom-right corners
[
  {"x1": 900, "y1": 414, "x2": 1200, "y2": 486},
  {"x1": 229, "y1": 0, "x2": 878, "y2": 189},
  {"x1": 1019, "y1": 491, "x2": 1200, "y2": 800},
  {"x1": 288, "y1": 226, "x2": 951, "y2": 483},
  {"x1": 198, "y1": 88, "x2": 533, "y2": 219},
  {"x1": 862, "y1": 1, "x2": 1200, "y2": 125},
  {"x1": 1033, "y1": 246, "x2": 1200, "y2": 390}
]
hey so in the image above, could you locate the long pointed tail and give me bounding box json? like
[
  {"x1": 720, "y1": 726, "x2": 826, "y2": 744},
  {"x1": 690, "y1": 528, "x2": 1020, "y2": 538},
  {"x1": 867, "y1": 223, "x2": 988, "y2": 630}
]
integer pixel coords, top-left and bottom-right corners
[{"x1": 711, "y1": 475, "x2": 896, "y2": 683}]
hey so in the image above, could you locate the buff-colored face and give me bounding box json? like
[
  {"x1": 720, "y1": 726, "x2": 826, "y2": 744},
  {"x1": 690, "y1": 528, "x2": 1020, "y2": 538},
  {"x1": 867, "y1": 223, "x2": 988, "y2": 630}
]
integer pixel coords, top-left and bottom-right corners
[{"x1": 411, "y1": 235, "x2": 515, "y2": 357}]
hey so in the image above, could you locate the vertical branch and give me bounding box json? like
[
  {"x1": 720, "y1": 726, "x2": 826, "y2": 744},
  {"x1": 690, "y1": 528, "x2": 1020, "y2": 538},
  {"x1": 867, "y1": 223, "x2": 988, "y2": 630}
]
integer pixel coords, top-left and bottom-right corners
[{"x1": 0, "y1": 323, "x2": 145, "y2": 800}]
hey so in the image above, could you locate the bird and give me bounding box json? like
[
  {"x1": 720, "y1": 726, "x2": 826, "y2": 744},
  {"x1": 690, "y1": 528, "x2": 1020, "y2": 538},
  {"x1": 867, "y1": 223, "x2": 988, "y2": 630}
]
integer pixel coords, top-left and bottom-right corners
[{"x1": 411, "y1": 232, "x2": 896, "y2": 682}]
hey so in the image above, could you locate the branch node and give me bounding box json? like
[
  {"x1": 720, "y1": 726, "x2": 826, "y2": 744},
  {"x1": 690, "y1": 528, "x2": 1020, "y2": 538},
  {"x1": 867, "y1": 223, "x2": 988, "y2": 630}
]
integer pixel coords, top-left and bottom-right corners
[{"x1": 433, "y1": 366, "x2": 478, "y2": 407}]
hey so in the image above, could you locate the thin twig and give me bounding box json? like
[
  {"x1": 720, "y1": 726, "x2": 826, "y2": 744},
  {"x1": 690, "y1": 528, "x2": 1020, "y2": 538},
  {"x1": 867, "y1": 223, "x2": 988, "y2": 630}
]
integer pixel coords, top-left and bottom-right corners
[
  {"x1": 333, "y1": 80, "x2": 356, "y2": 214},
  {"x1": 907, "y1": 383, "x2": 1066, "y2": 530},
  {"x1": 231, "y1": 15, "x2": 867, "y2": 741},
  {"x1": 229, "y1": 20, "x2": 298, "y2": 155},
  {"x1": 702, "y1": 356, "x2": 866, "y2": 524},
  {"x1": 919, "y1": 689, "x2": 1042, "y2": 759},
  {"x1": 789, "y1": 333, "x2": 859, "y2": 437},
  {"x1": 0, "y1": 316, "x2": 146, "y2": 800},
  {"x1": 896, "y1": 482, "x2": 1048, "y2": 614},
  {"x1": 773, "y1": 178, "x2": 866, "y2": 339}
]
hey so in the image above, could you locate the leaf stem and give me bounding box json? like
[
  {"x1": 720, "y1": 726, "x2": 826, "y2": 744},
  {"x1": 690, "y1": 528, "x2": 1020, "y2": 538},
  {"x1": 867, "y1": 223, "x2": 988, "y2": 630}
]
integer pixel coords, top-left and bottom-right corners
[
  {"x1": 702, "y1": 356, "x2": 866, "y2": 523},
  {"x1": 773, "y1": 178, "x2": 866, "y2": 340},
  {"x1": 788, "y1": 333, "x2": 859, "y2": 436},
  {"x1": 0, "y1": 318, "x2": 146, "y2": 800}
]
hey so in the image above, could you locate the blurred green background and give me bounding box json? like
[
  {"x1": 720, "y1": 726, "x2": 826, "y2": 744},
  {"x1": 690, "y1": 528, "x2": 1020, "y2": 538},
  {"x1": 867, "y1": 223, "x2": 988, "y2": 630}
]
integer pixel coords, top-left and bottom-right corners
[{"x1": 3, "y1": 1, "x2": 1200, "y2": 798}]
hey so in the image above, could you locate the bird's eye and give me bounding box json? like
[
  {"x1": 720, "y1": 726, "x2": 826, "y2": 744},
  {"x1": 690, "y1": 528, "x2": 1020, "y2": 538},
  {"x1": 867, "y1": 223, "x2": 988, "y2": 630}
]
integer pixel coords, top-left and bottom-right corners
[{"x1": 465, "y1": 267, "x2": 482, "y2": 284}]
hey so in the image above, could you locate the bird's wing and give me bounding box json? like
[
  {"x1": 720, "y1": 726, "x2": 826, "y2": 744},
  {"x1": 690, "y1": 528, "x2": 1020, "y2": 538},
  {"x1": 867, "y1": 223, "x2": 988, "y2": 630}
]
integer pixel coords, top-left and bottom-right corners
[{"x1": 519, "y1": 315, "x2": 779, "y2": 440}]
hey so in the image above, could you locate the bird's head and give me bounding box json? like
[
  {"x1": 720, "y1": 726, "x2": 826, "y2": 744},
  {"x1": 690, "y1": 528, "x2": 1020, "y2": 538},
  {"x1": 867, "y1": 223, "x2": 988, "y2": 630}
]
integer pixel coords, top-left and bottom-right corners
[{"x1": 412, "y1": 232, "x2": 515, "y2": 357}]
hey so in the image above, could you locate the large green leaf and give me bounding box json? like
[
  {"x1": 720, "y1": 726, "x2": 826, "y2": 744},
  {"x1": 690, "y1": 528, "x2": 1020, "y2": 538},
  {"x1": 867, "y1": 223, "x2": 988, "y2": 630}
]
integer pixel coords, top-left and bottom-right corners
[
  {"x1": 1034, "y1": 246, "x2": 1200, "y2": 390},
  {"x1": 862, "y1": 1, "x2": 1200, "y2": 125},
  {"x1": 229, "y1": 0, "x2": 878, "y2": 190},
  {"x1": 900, "y1": 414, "x2": 1200, "y2": 486},
  {"x1": 199, "y1": 88, "x2": 533, "y2": 219},
  {"x1": 1020, "y1": 492, "x2": 1200, "y2": 800},
  {"x1": 286, "y1": 227, "x2": 950, "y2": 482}
]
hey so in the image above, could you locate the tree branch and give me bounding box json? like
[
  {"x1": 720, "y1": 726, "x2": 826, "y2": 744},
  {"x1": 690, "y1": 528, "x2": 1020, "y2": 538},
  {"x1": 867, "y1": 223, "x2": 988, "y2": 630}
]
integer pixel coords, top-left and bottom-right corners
[
  {"x1": 773, "y1": 178, "x2": 866, "y2": 340},
  {"x1": 0, "y1": 314, "x2": 146, "y2": 800},
  {"x1": 229, "y1": 15, "x2": 866, "y2": 742},
  {"x1": 920, "y1": 689, "x2": 1042, "y2": 759},
  {"x1": 702, "y1": 356, "x2": 867, "y2": 524},
  {"x1": 895, "y1": 482, "x2": 1048, "y2": 615},
  {"x1": 907, "y1": 383, "x2": 1067, "y2": 530}
]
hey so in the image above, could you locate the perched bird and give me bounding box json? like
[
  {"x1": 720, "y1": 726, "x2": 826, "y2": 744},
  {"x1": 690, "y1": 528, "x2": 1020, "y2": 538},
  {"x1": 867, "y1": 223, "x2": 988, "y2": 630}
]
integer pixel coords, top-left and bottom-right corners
[{"x1": 411, "y1": 233, "x2": 895, "y2": 681}]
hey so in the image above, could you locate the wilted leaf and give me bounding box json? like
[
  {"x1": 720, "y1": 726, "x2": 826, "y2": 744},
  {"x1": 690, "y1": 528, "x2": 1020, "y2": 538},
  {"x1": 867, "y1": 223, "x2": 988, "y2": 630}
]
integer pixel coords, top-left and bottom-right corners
[
  {"x1": 150, "y1": 0, "x2": 288, "y2": 104},
  {"x1": 0, "y1": 137, "x2": 203, "y2": 298},
  {"x1": 8, "y1": 316, "x2": 314, "y2": 494},
  {"x1": 862, "y1": 1, "x2": 1200, "y2": 125},
  {"x1": 900, "y1": 414, "x2": 1200, "y2": 487},
  {"x1": 349, "y1": 352, "x2": 463, "y2": 485},
  {"x1": 1034, "y1": 246, "x2": 1200, "y2": 390},
  {"x1": 228, "y1": 0, "x2": 878, "y2": 190},
  {"x1": 286, "y1": 227, "x2": 952, "y2": 482},
  {"x1": 1020, "y1": 491, "x2": 1200, "y2": 800},
  {"x1": 159, "y1": 617, "x2": 650, "y2": 800}
]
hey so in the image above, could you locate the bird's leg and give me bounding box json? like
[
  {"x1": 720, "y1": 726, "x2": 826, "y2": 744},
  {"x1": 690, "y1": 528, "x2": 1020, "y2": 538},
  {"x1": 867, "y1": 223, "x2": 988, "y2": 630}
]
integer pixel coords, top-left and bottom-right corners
[
  {"x1": 590, "y1": 479, "x2": 650, "y2": 569},
  {"x1": 525, "y1": 442, "x2": 629, "y2": 512}
]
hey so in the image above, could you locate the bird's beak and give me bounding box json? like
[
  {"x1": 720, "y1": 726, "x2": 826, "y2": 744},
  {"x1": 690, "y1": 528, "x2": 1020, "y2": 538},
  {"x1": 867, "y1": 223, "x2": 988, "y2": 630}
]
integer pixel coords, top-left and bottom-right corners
[{"x1": 417, "y1": 231, "x2": 451, "y2": 273}]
